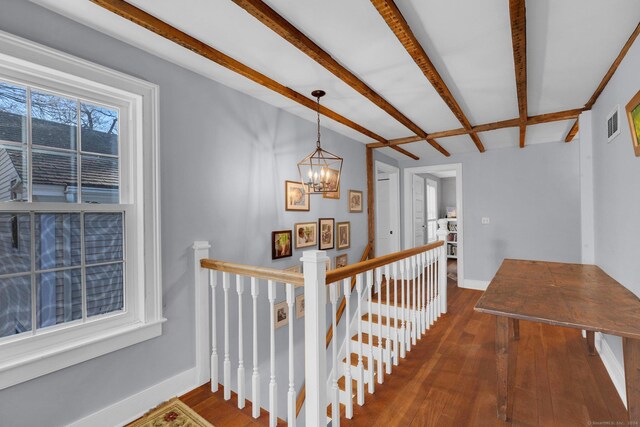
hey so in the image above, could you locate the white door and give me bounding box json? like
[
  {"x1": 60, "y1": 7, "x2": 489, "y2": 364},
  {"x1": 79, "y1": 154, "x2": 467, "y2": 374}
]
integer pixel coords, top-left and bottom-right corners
[
  {"x1": 376, "y1": 175, "x2": 391, "y2": 256},
  {"x1": 426, "y1": 179, "x2": 438, "y2": 242},
  {"x1": 413, "y1": 175, "x2": 425, "y2": 247}
]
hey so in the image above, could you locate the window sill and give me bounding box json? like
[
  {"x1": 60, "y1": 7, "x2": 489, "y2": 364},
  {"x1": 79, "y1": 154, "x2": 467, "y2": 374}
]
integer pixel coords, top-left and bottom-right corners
[{"x1": 0, "y1": 318, "x2": 166, "y2": 390}]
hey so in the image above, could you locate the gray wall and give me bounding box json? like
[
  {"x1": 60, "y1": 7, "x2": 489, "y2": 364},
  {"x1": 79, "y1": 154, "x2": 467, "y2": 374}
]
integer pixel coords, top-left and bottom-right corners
[
  {"x1": 440, "y1": 177, "x2": 456, "y2": 218},
  {"x1": 0, "y1": 1, "x2": 370, "y2": 425},
  {"x1": 399, "y1": 142, "x2": 582, "y2": 282},
  {"x1": 591, "y1": 36, "x2": 640, "y2": 368}
]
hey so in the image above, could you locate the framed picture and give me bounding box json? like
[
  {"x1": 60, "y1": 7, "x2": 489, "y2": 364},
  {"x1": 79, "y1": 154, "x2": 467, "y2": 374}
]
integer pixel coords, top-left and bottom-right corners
[
  {"x1": 335, "y1": 254, "x2": 348, "y2": 269},
  {"x1": 285, "y1": 264, "x2": 301, "y2": 273},
  {"x1": 319, "y1": 218, "x2": 335, "y2": 250},
  {"x1": 322, "y1": 168, "x2": 340, "y2": 199},
  {"x1": 294, "y1": 222, "x2": 317, "y2": 249},
  {"x1": 272, "y1": 230, "x2": 292, "y2": 260},
  {"x1": 348, "y1": 190, "x2": 363, "y2": 213},
  {"x1": 336, "y1": 221, "x2": 350, "y2": 250},
  {"x1": 274, "y1": 301, "x2": 288, "y2": 329},
  {"x1": 625, "y1": 90, "x2": 640, "y2": 157},
  {"x1": 285, "y1": 180, "x2": 310, "y2": 211},
  {"x1": 295, "y1": 294, "x2": 305, "y2": 319}
]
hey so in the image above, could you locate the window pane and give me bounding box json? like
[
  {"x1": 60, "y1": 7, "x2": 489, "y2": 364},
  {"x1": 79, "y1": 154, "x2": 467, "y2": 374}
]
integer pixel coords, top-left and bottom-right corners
[
  {"x1": 0, "y1": 274, "x2": 32, "y2": 338},
  {"x1": 86, "y1": 263, "x2": 123, "y2": 317},
  {"x1": 31, "y1": 91, "x2": 77, "y2": 150},
  {"x1": 0, "y1": 144, "x2": 28, "y2": 202},
  {"x1": 32, "y1": 149, "x2": 78, "y2": 203},
  {"x1": 81, "y1": 103, "x2": 118, "y2": 155},
  {"x1": 35, "y1": 213, "x2": 81, "y2": 270},
  {"x1": 0, "y1": 213, "x2": 31, "y2": 275},
  {"x1": 36, "y1": 268, "x2": 82, "y2": 328},
  {"x1": 84, "y1": 213, "x2": 123, "y2": 264},
  {"x1": 0, "y1": 82, "x2": 27, "y2": 144},
  {"x1": 81, "y1": 155, "x2": 119, "y2": 204}
]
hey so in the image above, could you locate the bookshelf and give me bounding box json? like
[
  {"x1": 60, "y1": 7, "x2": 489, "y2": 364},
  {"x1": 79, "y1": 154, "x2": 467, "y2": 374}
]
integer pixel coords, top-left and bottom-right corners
[{"x1": 445, "y1": 218, "x2": 458, "y2": 259}]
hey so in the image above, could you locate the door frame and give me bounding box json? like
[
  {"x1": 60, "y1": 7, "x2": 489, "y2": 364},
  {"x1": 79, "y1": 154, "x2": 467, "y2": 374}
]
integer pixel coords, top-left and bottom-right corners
[
  {"x1": 411, "y1": 174, "x2": 426, "y2": 247},
  {"x1": 375, "y1": 161, "x2": 401, "y2": 256},
  {"x1": 403, "y1": 163, "x2": 464, "y2": 288}
]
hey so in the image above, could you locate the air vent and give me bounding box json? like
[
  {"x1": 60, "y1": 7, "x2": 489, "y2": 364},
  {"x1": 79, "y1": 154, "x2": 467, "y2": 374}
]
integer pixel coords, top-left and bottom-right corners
[{"x1": 607, "y1": 105, "x2": 620, "y2": 142}]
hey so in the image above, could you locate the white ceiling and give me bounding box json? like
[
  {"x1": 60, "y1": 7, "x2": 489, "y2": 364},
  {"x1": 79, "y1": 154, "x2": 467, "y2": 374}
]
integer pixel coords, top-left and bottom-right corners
[{"x1": 30, "y1": 0, "x2": 640, "y2": 159}]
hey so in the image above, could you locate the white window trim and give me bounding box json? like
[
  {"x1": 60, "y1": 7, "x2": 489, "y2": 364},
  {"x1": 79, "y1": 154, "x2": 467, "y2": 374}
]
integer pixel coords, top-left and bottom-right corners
[{"x1": 0, "y1": 30, "x2": 164, "y2": 390}]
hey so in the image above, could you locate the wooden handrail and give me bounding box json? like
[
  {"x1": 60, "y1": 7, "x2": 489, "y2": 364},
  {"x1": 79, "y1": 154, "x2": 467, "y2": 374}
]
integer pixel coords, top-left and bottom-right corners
[
  {"x1": 325, "y1": 240, "x2": 444, "y2": 285},
  {"x1": 295, "y1": 243, "x2": 373, "y2": 416},
  {"x1": 200, "y1": 259, "x2": 305, "y2": 287}
]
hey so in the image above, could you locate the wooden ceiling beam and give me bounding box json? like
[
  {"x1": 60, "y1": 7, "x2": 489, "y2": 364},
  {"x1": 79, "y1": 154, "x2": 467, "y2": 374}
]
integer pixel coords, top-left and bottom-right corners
[
  {"x1": 509, "y1": 0, "x2": 528, "y2": 148},
  {"x1": 90, "y1": 0, "x2": 420, "y2": 160},
  {"x1": 367, "y1": 108, "x2": 584, "y2": 148},
  {"x1": 232, "y1": 0, "x2": 448, "y2": 157},
  {"x1": 564, "y1": 120, "x2": 579, "y2": 143},
  {"x1": 565, "y1": 22, "x2": 640, "y2": 142},
  {"x1": 370, "y1": 0, "x2": 485, "y2": 153}
]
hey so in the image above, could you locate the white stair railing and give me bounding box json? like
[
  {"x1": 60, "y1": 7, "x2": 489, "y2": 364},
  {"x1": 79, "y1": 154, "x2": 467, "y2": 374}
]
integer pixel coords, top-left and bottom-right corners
[{"x1": 196, "y1": 240, "x2": 446, "y2": 427}]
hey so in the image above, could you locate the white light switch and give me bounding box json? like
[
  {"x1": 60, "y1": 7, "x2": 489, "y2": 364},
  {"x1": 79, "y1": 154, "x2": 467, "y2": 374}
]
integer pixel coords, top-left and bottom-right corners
[{"x1": 482, "y1": 217, "x2": 490, "y2": 225}]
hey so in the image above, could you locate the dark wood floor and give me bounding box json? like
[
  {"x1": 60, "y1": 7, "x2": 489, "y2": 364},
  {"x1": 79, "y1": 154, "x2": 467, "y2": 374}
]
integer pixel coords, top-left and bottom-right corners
[{"x1": 178, "y1": 278, "x2": 627, "y2": 426}]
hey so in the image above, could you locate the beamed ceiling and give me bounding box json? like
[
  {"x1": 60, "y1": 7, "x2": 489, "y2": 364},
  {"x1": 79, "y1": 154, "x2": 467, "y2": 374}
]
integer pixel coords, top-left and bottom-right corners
[{"x1": 30, "y1": 0, "x2": 640, "y2": 161}]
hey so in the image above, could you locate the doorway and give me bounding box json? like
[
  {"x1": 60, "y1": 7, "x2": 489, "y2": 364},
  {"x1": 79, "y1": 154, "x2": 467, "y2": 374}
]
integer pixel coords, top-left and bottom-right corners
[
  {"x1": 375, "y1": 161, "x2": 400, "y2": 257},
  {"x1": 404, "y1": 164, "x2": 464, "y2": 288}
]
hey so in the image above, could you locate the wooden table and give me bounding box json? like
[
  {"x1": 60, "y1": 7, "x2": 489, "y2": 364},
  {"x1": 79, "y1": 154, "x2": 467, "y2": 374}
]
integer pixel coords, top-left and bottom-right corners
[{"x1": 475, "y1": 259, "x2": 640, "y2": 423}]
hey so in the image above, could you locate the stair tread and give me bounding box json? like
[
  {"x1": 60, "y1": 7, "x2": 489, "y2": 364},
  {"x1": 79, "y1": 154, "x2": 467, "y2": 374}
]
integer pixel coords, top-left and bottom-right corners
[
  {"x1": 362, "y1": 313, "x2": 396, "y2": 327},
  {"x1": 352, "y1": 331, "x2": 384, "y2": 347}
]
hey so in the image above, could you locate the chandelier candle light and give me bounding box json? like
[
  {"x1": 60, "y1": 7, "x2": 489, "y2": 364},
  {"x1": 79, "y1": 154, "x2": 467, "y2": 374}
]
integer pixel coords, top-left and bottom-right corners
[{"x1": 298, "y1": 90, "x2": 343, "y2": 194}]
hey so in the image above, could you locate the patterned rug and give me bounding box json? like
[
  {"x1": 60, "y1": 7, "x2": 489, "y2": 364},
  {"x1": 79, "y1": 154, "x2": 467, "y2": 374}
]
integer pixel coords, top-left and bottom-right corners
[{"x1": 128, "y1": 398, "x2": 213, "y2": 427}]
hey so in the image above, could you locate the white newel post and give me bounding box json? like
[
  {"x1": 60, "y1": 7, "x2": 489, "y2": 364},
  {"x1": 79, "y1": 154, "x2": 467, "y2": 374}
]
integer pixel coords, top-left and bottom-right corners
[
  {"x1": 301, "y1": 250, "x2": 329, "y2": 427},
  {"x1": 436, "y1": 219, "x2": 448, "y2": 314},
  {"x1": 193, "y1": 241, "x2": 212, "y2": 388}
]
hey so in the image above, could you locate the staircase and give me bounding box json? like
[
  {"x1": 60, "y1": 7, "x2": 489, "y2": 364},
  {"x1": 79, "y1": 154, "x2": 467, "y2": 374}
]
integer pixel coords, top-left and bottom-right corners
[
  {"x1": 327, "y1": 271, "x2": 443, "y2": 423},
  {"x1": 196, "y1": 238, "x2": 447, "y2": 427}
]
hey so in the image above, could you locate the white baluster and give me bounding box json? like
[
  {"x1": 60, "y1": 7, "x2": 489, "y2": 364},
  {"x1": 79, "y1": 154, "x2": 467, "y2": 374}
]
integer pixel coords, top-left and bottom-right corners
[
  {"x1": 343, "y1": 278, "x2": 353, "y2": 419},
  {"x1": 223, "y1": 273, "x2": 231, "y2": 400},
  {"x1": 209, "y1": 270, "x2": 218, "y2": 392},
  {"x1": 286, "y1": 283, "x2": 296, "y2": 427},
  {"x1": 375, "y1": 268, "x2": 383, "y2": 384},
  {"x1": 384, "y1": 264, "x2": 392, "y2": 375},
  {"x1": 330, "y1": 282, "x2": 340, "y2": 427},
  {"x1": 399, "y1": 259, "x2": 407, "y2": 359},
  {"x1": 430, "y1": 250, "x2": 436, "y2": 326},
  {"x1": 411, "y1": 256, "x2": 417, "y2": 346},
  {"x1": 439, "y1": 245, "x2": 448, "y2": 315},
  {"x1": 268, "y1": 280, "x2": 277, "y2": 427},
  {"x1": 426, "y1": 252, "x2": 431, "y2": 330},
  {"x1": 421, "y1": 252, "x2": 427, "y2": 333},
  {"x1": 419, "y1": 254, "x2": 425, "y2": 336},
  {"x1": 404, "y1": 259, "x2": 411, "y2": 352},
  {"x1": 237, "y1": 275, "x2": 246, "y2": 409},
  {"x1": 366, "y1": 269, "x2": 375, "y2": 394},
  {"x1": 355, "y1": 273, "x2": 365, "y2": 406},
  {"x1": 416, "y1": 255, "x2": 421, "y2": 339},
  {"x1": 251, "y1": 277, "x2": 260, "y2": 419},
  {"x1": 392, "y1": 262, "x2": 399, "y2": 365}
]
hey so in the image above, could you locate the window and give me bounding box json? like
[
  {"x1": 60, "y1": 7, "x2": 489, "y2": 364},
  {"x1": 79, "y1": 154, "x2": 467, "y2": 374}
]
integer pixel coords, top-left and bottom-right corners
[
  {"x1": 426, "y1": 179, "x2": 438, "y2": 242},
  {"x1": 0, "y1": 32, "x2": 162, "y2": 389}
]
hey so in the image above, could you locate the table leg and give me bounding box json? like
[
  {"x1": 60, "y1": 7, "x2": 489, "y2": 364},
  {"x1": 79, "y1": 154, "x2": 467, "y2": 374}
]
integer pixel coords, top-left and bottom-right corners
[
  {"x1": 512, "y1": 319, "x2": 520, "y2": 341},
  {"x1": 623, "y1": 337, "x2": 640, "y2": 423},
  {"x1": 586, "y1": 331, "x2": 595, "y2": 356},
  {"x1": 496, "y1": 316, "x2": 515, "y2": 421}
]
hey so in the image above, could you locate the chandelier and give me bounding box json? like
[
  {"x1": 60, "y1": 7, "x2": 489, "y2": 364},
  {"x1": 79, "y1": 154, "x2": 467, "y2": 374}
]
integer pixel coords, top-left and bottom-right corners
[{"x1": 297, "y1": 90, "x2": 343, "y2": 195}]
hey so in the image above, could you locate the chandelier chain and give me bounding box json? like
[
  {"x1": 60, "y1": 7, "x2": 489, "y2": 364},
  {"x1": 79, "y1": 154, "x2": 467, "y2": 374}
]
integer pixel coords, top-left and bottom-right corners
[{"x1": 316, "y1": 94, "x2": 321, "y2": 148}]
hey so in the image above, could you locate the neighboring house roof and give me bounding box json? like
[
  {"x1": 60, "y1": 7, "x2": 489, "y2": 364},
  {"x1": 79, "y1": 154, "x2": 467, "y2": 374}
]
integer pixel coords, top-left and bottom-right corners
[{"x1": 0, "y1": 110, "x2": 118, "y2": 189}]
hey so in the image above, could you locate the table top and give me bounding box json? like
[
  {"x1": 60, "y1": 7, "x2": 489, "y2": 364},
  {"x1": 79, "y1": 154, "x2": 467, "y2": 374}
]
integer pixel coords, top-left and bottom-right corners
[{"x1": 475, "y1": 259, "x2": 640, "y2": 339}]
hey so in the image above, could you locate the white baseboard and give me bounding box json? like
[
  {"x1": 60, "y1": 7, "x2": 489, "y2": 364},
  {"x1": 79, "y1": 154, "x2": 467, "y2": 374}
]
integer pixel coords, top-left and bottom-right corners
[
  {"x1": 68, "y1": 368, "x2": 200, "y2": 427},
  {"x1": 597, "y1": 333, "x2": 627, "y2": 408},
  {"x1": 461, "y1": 279, "x2": 489, "y2": 290}
]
